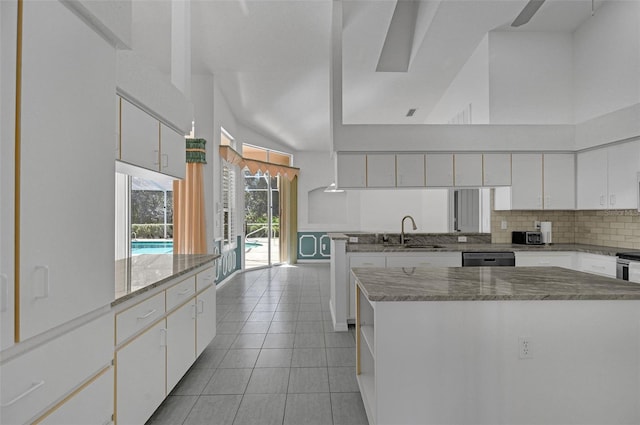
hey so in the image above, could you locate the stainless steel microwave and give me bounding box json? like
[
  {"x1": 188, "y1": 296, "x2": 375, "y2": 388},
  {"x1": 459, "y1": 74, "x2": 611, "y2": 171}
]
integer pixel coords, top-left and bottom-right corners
[{"x1": 512, "y1": 231, "x2": 543, "y2": 245}]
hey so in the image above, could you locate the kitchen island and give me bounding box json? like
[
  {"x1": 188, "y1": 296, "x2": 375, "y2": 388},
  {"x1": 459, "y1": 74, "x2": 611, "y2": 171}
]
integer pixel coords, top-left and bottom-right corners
[{"x1": 353, "y1": 266, "x2": 640, "y2": 425}]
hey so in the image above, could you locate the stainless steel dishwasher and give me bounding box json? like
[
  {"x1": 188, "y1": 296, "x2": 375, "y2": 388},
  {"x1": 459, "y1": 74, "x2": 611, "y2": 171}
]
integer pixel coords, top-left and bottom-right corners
[{"x1": 462, "y1": 252, "x2": 515, "y2": 267}]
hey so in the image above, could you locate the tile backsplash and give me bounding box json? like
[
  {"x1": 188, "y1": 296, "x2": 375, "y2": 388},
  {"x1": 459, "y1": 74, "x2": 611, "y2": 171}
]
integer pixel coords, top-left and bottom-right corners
[{"x1": 491, "y1": 208, "x2": 640, "y2": 250}]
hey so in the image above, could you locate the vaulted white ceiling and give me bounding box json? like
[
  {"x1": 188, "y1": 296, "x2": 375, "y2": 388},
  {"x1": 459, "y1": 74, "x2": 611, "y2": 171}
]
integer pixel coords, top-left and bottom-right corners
[{"x1": 134, "y1": 0, "x2": 615, "y2": 153}]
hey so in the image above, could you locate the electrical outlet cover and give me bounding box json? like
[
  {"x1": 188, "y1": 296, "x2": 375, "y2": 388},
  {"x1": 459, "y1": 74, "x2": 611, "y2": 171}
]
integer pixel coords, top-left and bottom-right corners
[
  {"x1": 519, "y1": 336, "x2": 533, "y2": 359},
  {"x1": 349, "y1": 237, "x2": 358, "y2": 243}
]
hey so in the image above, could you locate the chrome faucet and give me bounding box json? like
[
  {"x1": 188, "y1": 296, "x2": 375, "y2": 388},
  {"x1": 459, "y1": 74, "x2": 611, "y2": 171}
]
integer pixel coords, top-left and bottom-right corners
[{"x1": 400, "y1": 215, "x2": 417, "y2": 245}]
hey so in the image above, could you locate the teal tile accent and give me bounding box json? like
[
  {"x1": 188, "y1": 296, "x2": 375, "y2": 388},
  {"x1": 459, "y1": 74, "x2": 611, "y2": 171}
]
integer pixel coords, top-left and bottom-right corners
[
  {"x1": 214, "y1": 236, "x2": 242, "y2": 284},
  {"x1": 297, "y1": 232, "x2": 330, "y2": 260}
]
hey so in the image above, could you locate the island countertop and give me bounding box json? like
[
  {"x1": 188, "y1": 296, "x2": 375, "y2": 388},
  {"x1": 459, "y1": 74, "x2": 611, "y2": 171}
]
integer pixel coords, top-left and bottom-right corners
[
  {"x1": 114, "y1": 253, "x2": 219, "y2": 305},
  {"x1": 352, "y1": 266, "x2": 640, "y2": 302}
]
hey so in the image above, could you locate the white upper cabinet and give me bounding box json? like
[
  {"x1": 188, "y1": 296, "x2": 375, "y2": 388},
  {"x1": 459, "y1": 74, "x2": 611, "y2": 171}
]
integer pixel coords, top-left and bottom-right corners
[
  {"x1": 454, "y1": 154, "x2": 483, "y2": 187},
  {"x1": 366, "y1": 154, "x2": 396, "y2": 188},
  {"x1": 336, "y1": 153, "x2": 366, "y2": 188},
  {"x1": 160, "y1": 124, "x2": 186, "y2": 179},
  {"x1": 511, "y1": 154, "x2": 543, "y2": 209},
  {"x1": 606, "y1": 142, "x2": 640, "y2": 209},
  {"x1": 19, "y1": 0, "x2": 115, "y2": 340},
  {"x1": 396, "y1": 154, "x2": 425, "y2": 187},
  {"x1": 483, "y1": 154, "x2": 511, "y2": 186},
  {"x1": 577, "y1": 149, "x2": 608, "y2": 209},
  {"x1": 426, "y1": 154, "x2": 454, "y2": 187},
  {"x1": 120, "y1": 98, "x2": 160, "y2": 171},
  {"x1": 577, "y1": 141, "x2": 640, "y2": 210},
  {"x1": 543, "y1": 153, "x2": 575, "y2": 210}
]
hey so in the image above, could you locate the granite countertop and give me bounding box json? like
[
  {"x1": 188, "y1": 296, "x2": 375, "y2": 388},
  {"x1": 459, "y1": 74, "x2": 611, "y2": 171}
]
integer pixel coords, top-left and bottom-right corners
[
  {"x1": 353, "y1": 266, "x2": 640, "y2": 302},
  {"x1": 114, "y1": 254, "x2": 219, "y2": 305},
  {"x1": 346, "y1": 243, "x2": 631, "y2": 256}
]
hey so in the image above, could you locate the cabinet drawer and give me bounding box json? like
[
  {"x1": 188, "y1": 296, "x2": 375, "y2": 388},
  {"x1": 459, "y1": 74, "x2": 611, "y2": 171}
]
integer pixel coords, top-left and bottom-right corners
[
  {"x1": 166, "y1": 276, "x2": 196, "y2": 311},
  {"x1": 515, "y1": 252, "x2": 575, "y2": 269},
  {"x1": 116, "y1": 292, "x2": 165, "y2": 345},
  {"x1": 386, "y1": 253, "x2": 462, "y2": 268},
  {"x1": 37, "y1": 367, "x2": 113, "y2": 425},
  {"x1": 350, "y1": 256, "x2": 386, "y2": 268},
  {"x1": 0, "y1": 313, "x2": 113, "y2": 425},
  {"x1": 196, "y1": 267, "x2": 215, "y2": 292},
  {"x1": 578, "y1": 254, "x2": 616, "y2": 278}
]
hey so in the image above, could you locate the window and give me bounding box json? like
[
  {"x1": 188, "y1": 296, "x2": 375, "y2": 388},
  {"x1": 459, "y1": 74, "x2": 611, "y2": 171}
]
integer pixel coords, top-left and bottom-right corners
[{"x1": 221, "y1": 128, "x2": 236, "y2": 249}]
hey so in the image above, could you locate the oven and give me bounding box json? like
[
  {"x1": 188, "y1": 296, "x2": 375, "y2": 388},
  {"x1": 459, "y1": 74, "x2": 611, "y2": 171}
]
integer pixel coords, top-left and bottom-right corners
[{"x1": 616, "y1": 253, "x2": 640, "y2": 282}]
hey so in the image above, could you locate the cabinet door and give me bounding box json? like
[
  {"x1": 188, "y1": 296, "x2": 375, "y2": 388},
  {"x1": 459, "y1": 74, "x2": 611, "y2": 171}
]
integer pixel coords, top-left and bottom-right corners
[
  {"x1": 607, "y1": 141, "x2": 640, "y2": 209},
  {"x1": 38, "y1": 368, "x2": 113, "y2": 425},
  {"x1": 120, "y1": 99, "x2": 160, "y2": 172},
  {"x1": 396, "y1": 154, "x2": 425, "y2": 187},
  {"x1": 577, "y1": 253, "x2": 616, "y2": 278},
  {"x1": 348, "y1": 256, "x2": 385, "y2": 319},
  {"x1": 543, "y1": 153, "x2": 575, "y2": 210},
  {"x1": 386, "y1": 253, "x2": 461, "y2": 267},
  {"x1": 1, "y1": 0, "x2": 17, "y2": 350},
  {"x1": 336, "y1": 154, "x2": 366, "y2": 188},
  {"x1": 511, "y1": 154, "x2": 543, "y2": 210},
  {"x1": 167, "y1": 301, "x2": 196, "y2": 393},
  {"x1": 515, "y1": 252, "x2": 575, "y2": 269},
  {"x1": 160, "y1": 124, "x2": 186, "y2": 179},
  {"x1": 196, "y1": 284, "x2": 217, "y2": 357},
  {"x1": 116, "y1": 320, "x2": 166, "y2": 425},
  {"x1": 19, "y1": 0, "x2": 115, "y2": 340},
  {"x1": 366, "y1": 154, "x2": 396, "y2": 188},
  {"x1": 629, "y1": 262, "x2": 640, "y2": 284},
  {"x1": 426, "y1": 154, "x2": 454, "y2": 187},
  {"x1": 577, "y1": 149, "x2": 608, "y2": 209},
  {"x1": 483, "y1": 154, "x2": 511, "y2": 186},
  {"x1": 454, "y1": 154, "x2": 482, "y2": 187}
]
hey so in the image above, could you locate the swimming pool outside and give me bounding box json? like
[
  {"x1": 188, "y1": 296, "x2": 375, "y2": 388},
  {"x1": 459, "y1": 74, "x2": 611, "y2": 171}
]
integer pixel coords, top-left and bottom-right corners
[{"x1": 131, "y1": 240, "x2": 264, "y2": 255}]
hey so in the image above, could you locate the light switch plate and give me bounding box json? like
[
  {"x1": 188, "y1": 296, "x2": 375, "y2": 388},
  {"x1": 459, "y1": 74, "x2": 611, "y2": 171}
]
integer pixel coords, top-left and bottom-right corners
[{"x1": 501, "y1": 221, "x2": 508, "y2": 230}]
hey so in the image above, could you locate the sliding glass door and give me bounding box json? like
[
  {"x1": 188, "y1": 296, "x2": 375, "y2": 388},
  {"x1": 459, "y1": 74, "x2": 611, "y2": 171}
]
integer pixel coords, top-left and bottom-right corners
[{"x1": 244, "y1": 170, "x2": 280, "y2": 268}]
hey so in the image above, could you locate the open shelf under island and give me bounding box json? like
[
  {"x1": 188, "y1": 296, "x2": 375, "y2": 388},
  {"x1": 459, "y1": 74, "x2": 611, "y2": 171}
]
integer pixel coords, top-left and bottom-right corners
[{"x1": 353, "y1": 266, "x2": 640, "y2": 425}]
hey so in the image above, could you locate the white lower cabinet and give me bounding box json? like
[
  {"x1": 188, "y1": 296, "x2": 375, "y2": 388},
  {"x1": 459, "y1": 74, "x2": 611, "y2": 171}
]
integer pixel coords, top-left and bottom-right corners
[
  {"x1": 515, "y1": 252, "x2": 576, "y2": 269},
  {"x1": 115, "y1": 320, "x2": 167, "y2": 425},
  {"x1": 386, "y1": 252, "x2": 462, "y2": 268},
  {"x1": 196, "y1": 284, "x2": 217, "y2": 357},
  {"x1": 166, "y1": 301, "x2": 197, "y2": 393},
  {"x1": 37, "y1": 367, "x2": 114, "y2": 425},
  {"x1": 0, "y1": 313, "x2": 113, "y2": 425},
  {"x1": 629, "y1": 262, "x2": 640, "y2": 284},
  {"x1": 576, "y1": 253, "x2": 617, "y2": 278}
]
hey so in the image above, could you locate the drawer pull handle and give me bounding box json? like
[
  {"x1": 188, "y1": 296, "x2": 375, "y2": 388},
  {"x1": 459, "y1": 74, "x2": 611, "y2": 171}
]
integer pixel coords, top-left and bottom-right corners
[
  {"x1": 34, "y1": 266, "x2": 50, "y2": 299},
  {"x1": 137, "y1": 309, "x2": 157, "y2": 320},
  {"x1": 160, "y1": 328, "x2": 167, "y2": 346},
  {"x1": 198, "y1": 299, "x2": 204, "y2": 314},
  {"x1": 2, "y1": 380, "x2": 45, "y2": 407},
  {"x1": 178, "y1": 288, "x2": 193, "y2": 296}
]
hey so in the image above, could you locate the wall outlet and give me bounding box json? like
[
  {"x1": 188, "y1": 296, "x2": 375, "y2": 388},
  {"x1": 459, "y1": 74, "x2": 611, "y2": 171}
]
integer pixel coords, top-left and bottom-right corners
[
  {"x1": 349, "y1": 237, "x2": 358, "y2": 243},
  {"x1": 519, "y1": 336, "x2": 533, "y2": 359},
  {"x1": 501, "y1": 220, "x2": 508, "y2": 230},
  {"x1": 458, "y1": 236, "x2": 468, "y2": 243}
]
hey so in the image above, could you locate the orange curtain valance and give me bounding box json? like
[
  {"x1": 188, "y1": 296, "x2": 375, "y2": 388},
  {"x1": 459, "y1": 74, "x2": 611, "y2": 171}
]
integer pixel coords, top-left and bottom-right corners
[{"x1": 219, "y1": 145, "x2": 300, "y2": 180}]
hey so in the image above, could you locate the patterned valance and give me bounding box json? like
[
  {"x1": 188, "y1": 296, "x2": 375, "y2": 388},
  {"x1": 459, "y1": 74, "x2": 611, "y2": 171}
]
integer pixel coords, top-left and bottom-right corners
[
  {"x1": 186, "y1": 138, "x2": 207, "y2": 164},
  {"x1": 219, "y1": 145, "x2": 299, "y2": 180}
]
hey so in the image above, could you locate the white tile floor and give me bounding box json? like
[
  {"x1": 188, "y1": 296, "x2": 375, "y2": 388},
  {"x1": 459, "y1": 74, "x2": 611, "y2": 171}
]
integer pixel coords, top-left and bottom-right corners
[{"x1": 146, "y1": 264, "x2": 368, "y2": 425}]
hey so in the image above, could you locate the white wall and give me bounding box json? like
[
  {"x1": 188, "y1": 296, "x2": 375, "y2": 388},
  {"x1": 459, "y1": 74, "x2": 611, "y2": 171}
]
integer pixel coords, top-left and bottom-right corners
[
  {"x1": 488, "y1": 31, "x2": 573, "y2": 124},
  {"x1": 426, "y1": 35, "x2": 490, "y2": 124},
  {"x1": 573, "y1": 0, "x2": 640, "y2": 124}
]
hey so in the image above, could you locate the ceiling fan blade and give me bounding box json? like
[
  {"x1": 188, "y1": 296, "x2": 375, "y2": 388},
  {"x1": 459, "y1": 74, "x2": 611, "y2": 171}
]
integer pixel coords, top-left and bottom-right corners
[{"x1": 511, "y1": 0, "x2": 546, "y2": 27}]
